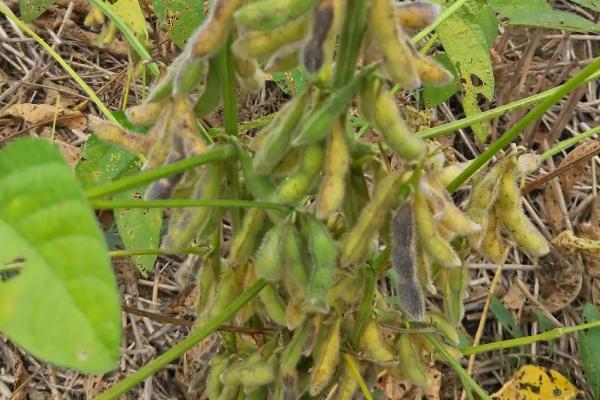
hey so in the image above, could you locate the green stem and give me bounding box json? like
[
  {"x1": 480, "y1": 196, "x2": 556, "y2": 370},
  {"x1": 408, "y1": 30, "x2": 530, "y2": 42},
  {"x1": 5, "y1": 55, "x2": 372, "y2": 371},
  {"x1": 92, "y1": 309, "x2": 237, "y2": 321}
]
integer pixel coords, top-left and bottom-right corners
[
  {"x1": 95, "y1": 279, "x2": 267, "y2": 400},
  {"x1": 425, "y1": 334, "x2": 491, "y2": 400},
  {"x1": 88, "y1": 0, "x2": 159, "y2": 77},
  {"x1": 410, "y1": 0, "x2": 469, "y2": 44},
  {"x1": 542, "y1": 123, "x2": 600, "y2": 161},
  {"x1": 91, "y1": 198, "x2": 288, "y2": 211},
  {"x1": 461, "y1": 320, "x2": 600, "y2": 356},
  {"x1": 0, "y1": 3, "x2": 116, "y2": 122},
  {"x1": 446, "y1": 55, "x2": 600, "y2": 193},
  {"x1": 333, "y1": 0, "x2": 369, "y2": 87},
  {"x1": 109, "y1": 247, "x2": 206, "y2": 257},
  {"x1": 85, "y1": 145, "x2": 237, "y2": 199},
  {"x1": 343, "y1": 353, "x2": 374, "y2": 400}
]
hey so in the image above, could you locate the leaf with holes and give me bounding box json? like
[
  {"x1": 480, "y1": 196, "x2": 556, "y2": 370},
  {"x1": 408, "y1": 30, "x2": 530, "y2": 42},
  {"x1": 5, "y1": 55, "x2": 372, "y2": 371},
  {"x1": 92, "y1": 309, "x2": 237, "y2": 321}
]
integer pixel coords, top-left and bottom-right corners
[
  {"x1": 0, "y1": 138, "x2": 121, "y2": 373},
  {"x1": 489, "y1": 0, "x2": 600, "y2": 33},
  {"x1": 152, "y1": 0, "x2": 205, "y2": 48},
  {"x1": 436, "y1": 13, "x2": 494, "y2": 142},
  {"x1": 113, "y1": 163, "x2": 162, "y2": 273},
  {"x1": 106, "y1": 0, "x2": 149, "y2": 40},
  {"x1": 19, "y1": 0, "x2": 56, "y2": 21}
]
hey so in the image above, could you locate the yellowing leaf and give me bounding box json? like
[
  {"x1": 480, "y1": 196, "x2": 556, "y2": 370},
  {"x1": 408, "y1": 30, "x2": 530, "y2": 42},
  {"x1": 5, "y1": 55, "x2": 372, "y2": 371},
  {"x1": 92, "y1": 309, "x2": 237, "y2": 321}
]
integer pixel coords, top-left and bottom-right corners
[
  {"x1": 104, "y1": 0, "x2": 148, "y2": 40},
  {"x1": 492, "y1": 365, "x2": 580, "y2": 400}
]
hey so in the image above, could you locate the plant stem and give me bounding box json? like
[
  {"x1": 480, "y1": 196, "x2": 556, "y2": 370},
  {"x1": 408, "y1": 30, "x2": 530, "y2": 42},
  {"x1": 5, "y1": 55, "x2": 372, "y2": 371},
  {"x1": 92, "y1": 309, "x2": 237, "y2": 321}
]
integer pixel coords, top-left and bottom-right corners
[
  {"x1": 461, "y1": 320, "x2": 600, "y2": 356},
  {"x1": 343, "y1": 353, "x2": 374, "y2": 400},
  {"x1": 333, "y1": 0, "x2": 369, "y2": 87},
  {"x1": 0, "y1": 2, "x2": 116, "y2": 122},
  {"x1": 542, "y1": 123, "x2": 600, "y2": 161},
  {"x1": 85, "y1": 144, "x2": 237, "y2": 199},
  {"x1": 109, "y1": 247, "x2": 206, "y2": 257},
  {"x1": 417, "y1": 69, "x2": 600, "y2": 140},
  {"x1": 91, "y1": 198, "x2": 288, "y2": 211},
  {"x1": 88, "y1": 0, "x2": 159, "y2": 77},
  {"x1": 425, "y1": 334, "x2": 491, "y2": 400},
  {"x1": 446, "y1": 55, "x2": 600, "y2": 193},
  {"x1": 95, "y1": 279, "x2": 267, "y2": 400},
  {"x1": 410, "y1": 0, "x2": 469, "y2": 43}
]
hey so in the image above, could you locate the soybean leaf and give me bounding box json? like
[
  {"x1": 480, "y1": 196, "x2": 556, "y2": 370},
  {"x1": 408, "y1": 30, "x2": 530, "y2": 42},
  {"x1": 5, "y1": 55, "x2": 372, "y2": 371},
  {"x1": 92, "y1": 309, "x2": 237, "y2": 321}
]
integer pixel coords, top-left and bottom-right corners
[
  {"x1": 489, "y1": 0, "x2": 600, "y2": 33},
  {"x1": 19, "y1": 0, "x2": 55, "y2": 21},
  {"x1": 107, "y1": 0, "x2": 149, "y2": 40},
  {"x1": 436, "y1": 13, "x2": 494, "y2": 142},
  {"x1": 472, "y1": 4, "x2": 498, "y2": 47},
  {"x1": 113, "y1": 162, "x2": 162, "y2": 272},
  {"x1": 422, "y1": 53, "x2": 459, "y2": 108},
  {"x1": 572, "y1": 0, "x2": 600, "y2": 12},
  {"x1": 152, "y1": 0, "x2": 205, "y2": 48},
  {"x1": 0, "y1": 138, "x2": 121, "y2": 373},
  {"x1": 579, "y1": 304, "x2": 600, "y2": 399},
  {"x1": 490, "y1": 296, "x2": 523, "y2": 338}
]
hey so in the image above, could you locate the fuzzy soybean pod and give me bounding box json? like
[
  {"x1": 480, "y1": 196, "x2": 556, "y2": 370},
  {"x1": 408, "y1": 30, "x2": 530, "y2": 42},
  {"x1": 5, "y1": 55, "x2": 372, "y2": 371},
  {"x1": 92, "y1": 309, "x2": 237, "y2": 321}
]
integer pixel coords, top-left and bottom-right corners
[
  {"x1": 232, "y1": 15, "x2": 309, "y2": 60},
  {"x1": 309, "y1": 317, "x2": 341, "y2": 396},
  {"x1": 335, "y1": 355, "x2": 360, "y2": 400},
  {"x1": 292, "y1": 68, "x2": 373, "y2": 146},
  {"x1": 174, "y1": 52, "x2": 207, "y2": 96},
  {"x1": 280, "y1": 320, "x2": 311, "y2": 397},
  {"x1": 88, "y1": 116, "x2": 155, "y2": 154},
  {"x1": 281, "y1": 223, "x2": 309, "y2": 296},
  {"x1": 496, "y1": 170, "x2": 550, "y2": 257},
  {"x1": 395, "y1": 2, "x2": 441, "y2": 30},
  {"x1": 479, "y1": 208, "x2": 508, "y2": 264},
  {"x1": 396, "y1": 334, "x2": 430, "y2": 387},
  {"x1": 360, "y1": 319, "x2": 396, "y2": 364},
  {"x1": 391, "y1": 202, "x2": 425, "y2": 321},
  {"x1": 255, "y1": 224, "x2": 285, "y2": 282},
  {"x1": 198, "y1": 265, "x2": 242, "y2": 325},
  {"x1": 305, "y1": 215, "x2": 339, "y2": 311},
  {"x1": 441, "y1": 265, "x2": 468, "y2": 327},
  {"x1": 235, "y1": 0, "x2": 318, "y2": 31},
  {"x1": 170, "y1": 96, "x2": 209, "y2": 157},
  {"x1": 206, "y1": 354, "x2": 230, "y2": 399},
  {"x1": 265, "y1": 44, "x2": 302, "y2": 73},
  {"x1": 125, "y1": 101, "x2": 164, "y2": 127},
  {"x1": 301, "y1": 0, "x2": 339, "y2": 74},
  {"x1": 316, "y1": 119, "x2": 350, "y2": 219},
  {"x1": 229, "y1": 208, "x2": 267, "y2": 266},
  {"x1": 373, "y1": 85, "x2": 426, "y2": 160},
  {"x1": 234, "y1": 56, "x2": 265, "y2": 93},
  {"x1": 237, "y1": 142, "x2": 277, "y2": 201},
  {"x1": 358, "y1": 74, "x2": 381, "y2": 124},
  {"x1": 194, "y1": 57, "x2": 222, "y2": 117},
  {"x1": 162, "y1": 164, "x2": 222, "y2": 249},
  {"x1": 370, "y1": 0, "x2": 420, "y2": 89},
  {"x1": 414, "y1": 182, "x2": 462, "y2": 268},
  {"x1": 341, "y1": 171, "x2": 404, "y2": 268},
  {"x1": 414, "y1": 54, "x2": 454, "y2": 86},
  {"x1": 190, "y1": 0, "x2": 244, "y2": 58},
  {"x1": 271, "y1": 143, "x2": 324, "y2": 204},
  {"x1": 426, "y1": 312, "x2": 460, "y2": 345},
  {"x1": 258, "y1": 283, "x2": 288, "y2": 326},
  {"x1": 253, "y1": 92, "x2": 309, "y2": 175}
]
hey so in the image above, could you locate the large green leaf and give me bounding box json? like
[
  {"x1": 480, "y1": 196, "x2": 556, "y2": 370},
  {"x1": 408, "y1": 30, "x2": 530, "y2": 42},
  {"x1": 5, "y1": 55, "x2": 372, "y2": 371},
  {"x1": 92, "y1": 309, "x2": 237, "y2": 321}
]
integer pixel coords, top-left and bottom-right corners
[
  {"x1": 436, "y1": 13, "x2": 494, "y2": 142},
  {"x1": 572, "y1": 0, "x2": 600, "y2": 12},
  {"x1": 19, "y1": 0, "x2": 55, "y2": 21},
  {"x1": 106, "y1": 0, "x2": 149, "y2": 40},
  {"x1": 579, "y1": 304, "x2": 600, "y2": 399},
  {"x1": 0, "y1": 138, "x2": 121, "y2": 373},
  {"x1": 152, "y1": 0, "x2": 205, "y2": 48},
  {"x1": 489, "y1": 0, "x2": 600, "y2": 33}
]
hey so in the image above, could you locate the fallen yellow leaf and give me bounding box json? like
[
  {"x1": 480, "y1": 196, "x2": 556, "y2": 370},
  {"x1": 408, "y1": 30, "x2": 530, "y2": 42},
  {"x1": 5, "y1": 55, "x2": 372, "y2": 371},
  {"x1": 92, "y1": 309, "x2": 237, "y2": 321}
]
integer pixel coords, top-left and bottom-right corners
[{"x1": 492, "y1": 365, "x2": 580, "y2": 400}]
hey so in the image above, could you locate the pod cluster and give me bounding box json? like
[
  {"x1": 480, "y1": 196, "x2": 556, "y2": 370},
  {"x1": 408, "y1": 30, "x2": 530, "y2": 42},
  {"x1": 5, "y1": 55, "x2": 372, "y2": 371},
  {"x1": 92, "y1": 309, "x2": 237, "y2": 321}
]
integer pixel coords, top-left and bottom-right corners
[{"x1": 87, "y1": 0, "x2": 549, "y2": 398}]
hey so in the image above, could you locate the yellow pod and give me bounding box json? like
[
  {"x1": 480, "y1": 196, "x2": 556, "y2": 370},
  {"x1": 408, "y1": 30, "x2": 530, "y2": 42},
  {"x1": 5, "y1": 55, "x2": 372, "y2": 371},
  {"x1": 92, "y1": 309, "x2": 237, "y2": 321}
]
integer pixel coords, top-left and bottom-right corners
[
  {"x1": 170, "y1": 96, "x2": 209, "y2": 157},
  {"x1": 229, "y1": 208, "x2": 267, "y2": 266},
  {"x1": 286, "y1": 297, "x2": 307, "y2": 330},
  {"x1": 396, "y1": 334, "x2": 431, "y2": 387},
  {"x1": 83, "y1": 7, "x2": 105, "y2": 27},
  {"x1": 495, "y1": 170, "x2": 550, "y2": 257},
  {"x1": 309, "y1": 317, "x2": 341, "y2": 396},
  {"x1": 395, "y1": 2, "x2": 441, "y2": 30},
  {"x1": 414, "y1": 184, "x2": 462, "y2": 268},
  {"x1": 414, "y1": 53, "x2": 454, "y2": 86},
  {"x1": 232, "y1": 15, "x2": 309, "y2": 59},
  {"x1": 479, "y1": 208, "x2": 508, "y2": 264},
  {"x1": 341, "y1": 171, "x2": 404, "y2": 267},
  {"x1": 316, "y1": 119, "x2": 349, "y2": 219},
  {"x1": 264, "y1": 44, "x2": 302, "y2": 73},
  {"x1": 425, "y1": 312, "x2": 460, "y2": 345},
  {"x1": 360, "y1": 319, "x2": 395, "y2": 364},
  {"x1": 303, "y1": 314, "x2": 323, "y2": 356},
  {"x1": 234, "y1": 56, "x2": 265, "y2": 93},
  {"x1": 88, "y1": 116, "x2": 154, "y2": 154},
  {"x1": 438, "y1": 161, "x2": 470, "y2": 187},
  {"x1": 335, "y1": 355, "x2": 360, "y2": 400},
  {"x1": 125, "y1": 101, "x2": 164, "y2": 127},
  {"x1": 369, "y1": 0, "x2": 420, "y2": 89},
  {"x1": 142, "y1": 103, "x2": 175, "y2": 170},
  {"x1": 190, "y1": 0, "x2": 245, "y2": 58}
]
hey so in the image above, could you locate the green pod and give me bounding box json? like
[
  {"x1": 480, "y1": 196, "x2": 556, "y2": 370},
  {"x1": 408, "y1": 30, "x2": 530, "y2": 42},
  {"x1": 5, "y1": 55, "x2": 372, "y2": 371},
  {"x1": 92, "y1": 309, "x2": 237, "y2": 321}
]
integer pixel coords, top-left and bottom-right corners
[
  {"x1": 305, "y1": 215, "x2": 338, "y2": 311},
  {"x1": 246, "y1": 386, "x2": 269, "y2": 399},
  {"x1": 265, "y1": 44, "x2": 302, "y2": 73},
  {"x1": 236, "y1": 142, "x2": 277, "y2": 201},
  {"x1": 335, "y1": 355, "x2": 360, "y2": 400},
  {"x1": 229, "y1": 208, "x2": 267, "y2": 266},
  {"x1": 292, "y1": 67, "x2": 373, "y2": 146},
  {"x1": 232, "y1": 15, "x2": 309, "y2": 59},
  {"x1": 190, "y1": 0, "x2": 245, "y2": 58},
  {"x1": 162, "y1": 164, "x2": 222, "y2": 249},
  {"x1": 198, "y1": 265, "x2": 241, "y2": 325},
  {"x1": 281, "y1": 223, "x2": 309, "y2": 296},
  {"x1": 442, "y1": 265, "x2": 468, "y2": 326},
  {"x1": 196, "y1": 256, "x2": 219, "y2": 315},
  {"x1": 373, "y1": 86, "x2": 425, "y2": 160},
  {"x1": 271, "y1": 143, "x2": 324, "y2": 204},
  {"x1": 234, "y1": 0, "x2": 318, "y2": 31},
  {"x1": 280, "y1": 317, "x2": 311, "y2": 373},
  {"x1": 125, "y1": 101, "x2": 164, "y2": 127},
  {"x1": 258, "y1": 283, "x2": 288, "y2": 326},
  {"x1": 194, "y1": 57, "x2": 222, "y2": 117},
  {"x1": 174, "y1": 54, "x2": 206, "y2": 96},
  {"x1": 255, "y1": 224, "x2": 285, "y2": 282},
  {"x1": 395, "y1": 334, "x2": 430, "y2": 387},
  {"x1": 253, "y1": 91, "x2": 309, "y2": 175},
  {"x1": 206, "y1": 354, "x2": 230, "y2": 399},
  {"x1": 146, "y1": 55, "x2": 184, "y2": 103}
]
